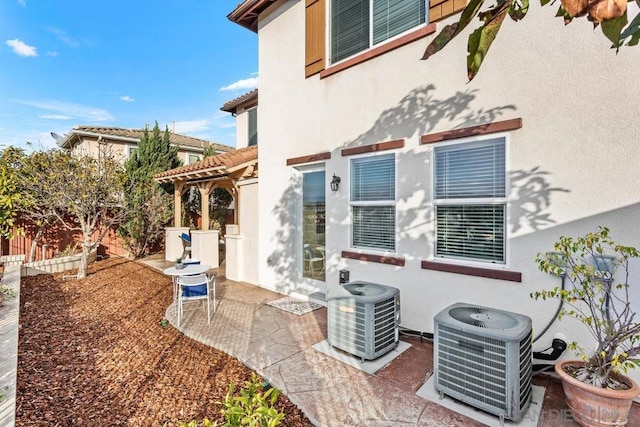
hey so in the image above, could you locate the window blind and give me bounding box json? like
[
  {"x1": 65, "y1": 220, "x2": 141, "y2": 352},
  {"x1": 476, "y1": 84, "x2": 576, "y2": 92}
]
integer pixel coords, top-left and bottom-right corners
[
  {"x1": 351, "y1": 154, "x2": 395, "y2": 201},
  {"x1": 373, "y1": 0, "x2": 426, "y2": 45},
  {"x1": 434, "y1": 139, "x2": 505, "y2": 199},
  {"x1": 435, "y1": 204, "x2": 505, "y2": 262},
  {"x1": 331, "y1": 0, "x2": 370, "y2": 63},
  {"x1": 353, "y1": 206, "x2": 395, "y2": 251},
  {"x1": 351, "y1": 154, "x2": 395, "y2": 251}
]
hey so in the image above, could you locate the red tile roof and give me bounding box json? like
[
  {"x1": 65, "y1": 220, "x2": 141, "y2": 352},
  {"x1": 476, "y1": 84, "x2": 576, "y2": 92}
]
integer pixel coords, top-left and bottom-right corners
[
  {"x1": 154, "y1": 145, "x2": 258, "y2": 182},
  {"x1": 59, "y1": 125, "x2": 233, "y2": 152}
]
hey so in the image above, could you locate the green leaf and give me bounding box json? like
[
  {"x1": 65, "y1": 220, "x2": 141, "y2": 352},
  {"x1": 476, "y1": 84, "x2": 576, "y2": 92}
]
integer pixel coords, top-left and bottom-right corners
[
  {"x1": 540, "y1": 0, "x2": 552, "y2": 5},
  {"x1": 467, "y1": 4, "x2": 509, "y2": 80},
  {"x1": 602, "y1": 12, "x2": 628, "y2": 49},
  {"x1": 509, "y1": 0, "x2": 530, "y2": 21},
  {"x1": 422, "y1": 0, "x2": 486, "y2": 60},
  {"x1": 620, "y1": 9, "x2": 640, "y2": 46}
]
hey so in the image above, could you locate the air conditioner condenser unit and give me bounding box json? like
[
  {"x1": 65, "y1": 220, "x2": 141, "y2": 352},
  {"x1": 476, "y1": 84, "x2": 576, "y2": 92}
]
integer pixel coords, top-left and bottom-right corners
[{"x1": 434, "y1": 302, "x2": 533, "y2": 423}]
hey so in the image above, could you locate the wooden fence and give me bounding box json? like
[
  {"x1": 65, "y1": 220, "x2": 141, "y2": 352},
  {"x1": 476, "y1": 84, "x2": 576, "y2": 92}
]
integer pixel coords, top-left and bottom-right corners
[{"x1": 0, "y1": 218, "x2": 129, "y2": 261}]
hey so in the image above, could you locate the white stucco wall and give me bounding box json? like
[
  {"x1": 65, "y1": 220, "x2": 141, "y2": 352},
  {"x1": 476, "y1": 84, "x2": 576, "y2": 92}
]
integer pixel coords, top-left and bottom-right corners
[
  {"x1": 239, "y1": 179, "x2": 259, "y2": 285},
  {"x1": 235, "y1": 107, "x2": 250, "y2": 149},
  {"x1": 254, "y1": 1, "x2": 640, "y2": 381}
]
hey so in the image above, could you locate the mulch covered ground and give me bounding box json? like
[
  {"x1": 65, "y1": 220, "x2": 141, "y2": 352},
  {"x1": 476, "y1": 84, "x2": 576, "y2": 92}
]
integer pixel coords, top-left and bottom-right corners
[{"x1": 15, "y1": 257, "x2": 312, "y2": 426}]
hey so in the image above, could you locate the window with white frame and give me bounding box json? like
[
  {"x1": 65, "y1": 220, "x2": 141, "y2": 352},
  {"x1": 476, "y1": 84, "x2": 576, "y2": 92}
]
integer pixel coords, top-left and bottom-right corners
[
  {"x1": 350, "y1": 153, "x2": 396, "y2": 252},
  {"x1": 127, "y1": 146, "x2": 138, "y2": 159},
  {"x1": 433, "y1": 137, "x2": 506, "y2": 264},
  {"x1": 331, "y1": 0, "x2": 427, "y2": 63},
  {"x1": 188, "y1": 154, "x2": 200, "y2": 164}
]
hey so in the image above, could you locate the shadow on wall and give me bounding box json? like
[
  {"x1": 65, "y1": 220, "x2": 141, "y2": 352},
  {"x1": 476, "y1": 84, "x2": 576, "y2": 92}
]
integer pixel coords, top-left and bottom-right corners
[
  {"x1": 510, "y1": 167, "x2": 570, "y2": 234},
  {"x1": 268, "y1": 85, "x2": 570, "y2": 290},
  {"x1": 343, "y1": 84, "x2": 516, "y2": 149}
]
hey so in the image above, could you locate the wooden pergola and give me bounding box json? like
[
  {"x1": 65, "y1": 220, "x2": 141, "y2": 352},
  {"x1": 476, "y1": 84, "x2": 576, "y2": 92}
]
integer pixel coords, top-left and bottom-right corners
[{"x1": 154, "y1": 145, "x2": 258, "y2": 230}]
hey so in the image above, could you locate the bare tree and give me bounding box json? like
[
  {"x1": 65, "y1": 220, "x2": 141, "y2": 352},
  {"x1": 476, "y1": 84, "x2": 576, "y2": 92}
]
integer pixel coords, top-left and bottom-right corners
[
  {"x1": 29, "y1": 146, "x2": 127, "y2": 278},
  {"x1": 18, "y1": 149, "x2": 65, "y2": 261}
]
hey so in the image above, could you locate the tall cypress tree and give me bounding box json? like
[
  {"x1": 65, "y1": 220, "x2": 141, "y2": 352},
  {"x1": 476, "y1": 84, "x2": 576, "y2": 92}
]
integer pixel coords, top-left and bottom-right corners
[{"x1": 119, "y1": 122, "x2": 181, "y2": 257}]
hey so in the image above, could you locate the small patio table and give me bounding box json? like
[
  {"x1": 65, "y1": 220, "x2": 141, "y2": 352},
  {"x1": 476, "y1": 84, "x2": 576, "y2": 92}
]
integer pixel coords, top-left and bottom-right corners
[{"x1": 163, "y1": 264, "x2": 211, "y2": 315}]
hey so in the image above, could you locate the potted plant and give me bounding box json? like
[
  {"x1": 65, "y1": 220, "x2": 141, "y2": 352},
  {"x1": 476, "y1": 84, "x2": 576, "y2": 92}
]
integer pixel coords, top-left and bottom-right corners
[
  {"x1": 175, "y1": 257, "x2": 184, "y2": 270},
  {"x1": 532, "y1": 226, "x2": 640, "y2": 426}
]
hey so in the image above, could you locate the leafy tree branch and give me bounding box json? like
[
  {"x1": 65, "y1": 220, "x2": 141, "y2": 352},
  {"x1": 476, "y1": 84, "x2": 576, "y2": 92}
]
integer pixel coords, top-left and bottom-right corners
[{"x1": 422, "y1": 0, "x2": 640, "y2": 80}]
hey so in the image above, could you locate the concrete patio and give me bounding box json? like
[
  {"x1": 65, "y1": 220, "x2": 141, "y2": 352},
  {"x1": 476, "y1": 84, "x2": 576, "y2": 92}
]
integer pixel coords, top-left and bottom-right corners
[{"x1": 141, "y1": 255, "x2": 640, "y2": 427}]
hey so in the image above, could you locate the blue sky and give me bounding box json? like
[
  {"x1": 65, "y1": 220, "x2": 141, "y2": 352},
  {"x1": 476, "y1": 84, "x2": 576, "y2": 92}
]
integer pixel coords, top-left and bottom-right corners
[{"x1": 0, "y1": 0, "x2": 258, "y2": 151}]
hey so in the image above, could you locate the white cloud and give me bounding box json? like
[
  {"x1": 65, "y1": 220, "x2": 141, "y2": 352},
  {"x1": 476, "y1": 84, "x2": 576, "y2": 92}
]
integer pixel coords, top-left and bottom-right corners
[
  {"x1": 18, "y1": 99, "x2": 114, "y2": 121},
  {"x1": 46, "y1": 51, "x2": 59, "y2": 57},
  {"x1": 6, "y1": 39, "x2": 37, "y2": 57},
  {"x1": 39, "y1": 114, "x2": 73, "y2": 120},
  {"x1": 163, "y1": 113, "x2": 236, "y2": 147},
  {"x1": 171, "y1": 119, "x2": 210, "y2": 134},
  {"x1": 17, "y1": 0, "x2": 26, "y2": 6},
  {"x1": 119, "y1": 95, "x2": 135, "y2": 102},
  {"x1": 219, "y1": 76, "x2": 258, "y2": 92},
  {"x1": 48, "y1": 27, "x2": 78, "y2": 47}
]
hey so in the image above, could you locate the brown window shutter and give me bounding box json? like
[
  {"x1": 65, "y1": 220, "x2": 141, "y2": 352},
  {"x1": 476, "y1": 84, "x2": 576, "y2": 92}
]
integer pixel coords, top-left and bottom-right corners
[
  {"x1": 305, "y1": 0, "x2": 326, "y2": 77},
  {"x1": 429, "y1": 0, "x2": 467, "y2": 23}
]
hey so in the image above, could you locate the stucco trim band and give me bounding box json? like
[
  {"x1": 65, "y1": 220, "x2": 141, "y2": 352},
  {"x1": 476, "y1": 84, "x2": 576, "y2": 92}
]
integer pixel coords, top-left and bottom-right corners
[
  {"x1": 420, "y1": 118, "x2": 523, "y2": 145},
  {"x1": 286, "y1": 151, "x2": 332, "y2": 166},
  {"x1": 341, "y1": 139, "x2": 405, "y2": 157},
  {"x1": 421, "y1": 260, "x2": 522, "y2": 282},
  {"x1": 342, "y1": 251, "x2": 406, "y2": 266}
]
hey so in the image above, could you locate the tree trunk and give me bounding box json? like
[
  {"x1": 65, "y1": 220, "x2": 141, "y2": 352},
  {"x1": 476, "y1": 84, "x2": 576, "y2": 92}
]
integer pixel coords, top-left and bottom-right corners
[
  {"x1": 28, "y1": 224, "x2": 46, "y2": 263},
  {"x1": 77, "y1": 234, "x2": 92, "y2": 279}
]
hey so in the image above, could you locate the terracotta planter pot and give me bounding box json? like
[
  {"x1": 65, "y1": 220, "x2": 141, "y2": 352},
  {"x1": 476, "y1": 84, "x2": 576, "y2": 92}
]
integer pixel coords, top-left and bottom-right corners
[{"x1": 556, "y1": 360, "x2": 640, "y2": 426}]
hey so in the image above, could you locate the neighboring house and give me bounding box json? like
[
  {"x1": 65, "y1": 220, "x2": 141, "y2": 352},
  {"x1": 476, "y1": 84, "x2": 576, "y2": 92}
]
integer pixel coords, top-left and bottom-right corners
[
  {"x1": 1, "y1": 126, "x2": 234, "y2": 261},
  {"x1": 227, "y1": 0, "x2": 640, "y2": 383},
  {"x1": 57, "y1": 125, "x2": 234, "y2": 165}
]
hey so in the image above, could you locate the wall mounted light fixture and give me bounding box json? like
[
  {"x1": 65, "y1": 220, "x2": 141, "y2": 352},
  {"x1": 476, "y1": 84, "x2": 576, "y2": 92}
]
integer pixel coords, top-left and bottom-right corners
[{"x1": 331, "y1": 174, "x2": 341, "y2": 192}]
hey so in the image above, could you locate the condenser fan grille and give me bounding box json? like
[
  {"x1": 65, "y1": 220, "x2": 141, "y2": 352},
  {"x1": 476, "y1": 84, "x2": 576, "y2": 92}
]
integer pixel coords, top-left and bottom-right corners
[{"x1": 449, "y1": 306, "x2": 519, "y2": 329}]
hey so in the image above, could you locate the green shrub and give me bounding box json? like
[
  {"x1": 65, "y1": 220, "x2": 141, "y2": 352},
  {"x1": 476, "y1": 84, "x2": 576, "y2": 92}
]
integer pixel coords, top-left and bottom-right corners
[{"x1": 178, "y1": 373, "x2": 285, "y2": 427}]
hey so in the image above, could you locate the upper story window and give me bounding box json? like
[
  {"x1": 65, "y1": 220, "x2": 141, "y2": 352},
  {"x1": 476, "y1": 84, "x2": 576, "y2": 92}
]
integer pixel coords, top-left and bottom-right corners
[
  {"x1": 127, "y1": 146, "x2": 138, "y2": 159},
  {"x1": 331, "y1": 0, "x2": 426, "y2": 63},
  {"x1": 432, "y1": 137, "x2": 507, "y2": 264},
  {"x1": 248, "y1": 107, "x2": 257, "y2": 146},
  {"x1": 187, "y1": 154, "x2": 201, "y2": 164},
  {"x1": 350, "y1": 153, "x2": 396, "y2": 252}
]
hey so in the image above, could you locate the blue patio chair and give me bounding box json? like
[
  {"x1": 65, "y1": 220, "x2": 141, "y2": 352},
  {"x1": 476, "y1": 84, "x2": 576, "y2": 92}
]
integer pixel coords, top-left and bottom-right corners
[
  {"x1": 176, "y1": 273, "x2": 216, "y2": 326},
  {"x1": 180, "y1": 232, "x2": 192, "y2": 259}
]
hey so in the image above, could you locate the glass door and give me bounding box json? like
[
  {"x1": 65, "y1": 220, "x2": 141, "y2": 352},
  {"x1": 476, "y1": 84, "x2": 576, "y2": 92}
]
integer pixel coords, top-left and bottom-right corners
[{"x1": 302, "y1": 170, "x2": 325, "y2": 282}]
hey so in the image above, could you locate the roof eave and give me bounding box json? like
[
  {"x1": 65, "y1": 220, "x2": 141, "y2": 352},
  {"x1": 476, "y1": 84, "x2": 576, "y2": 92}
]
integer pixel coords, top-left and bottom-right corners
[
  {"x1": 220, "y1": 90, "x2": 259, "y2": 113},
  {"x1": 227, "y1": 0, "x2": 274, "y2": 32},
  {"x1": 154, "y1": 166, "x2": 227, "y2": 184}
]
